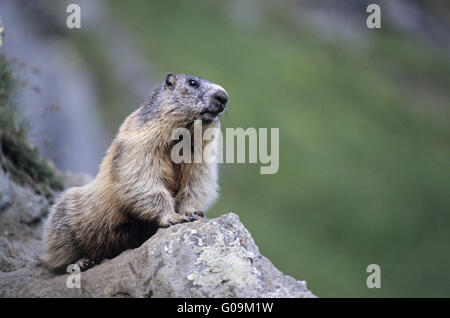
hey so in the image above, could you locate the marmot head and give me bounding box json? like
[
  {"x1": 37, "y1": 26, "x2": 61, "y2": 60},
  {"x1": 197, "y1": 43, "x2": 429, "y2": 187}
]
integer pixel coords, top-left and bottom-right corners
[{"x1": 141, "y1": 73, "x2": 229, "y2": 126}]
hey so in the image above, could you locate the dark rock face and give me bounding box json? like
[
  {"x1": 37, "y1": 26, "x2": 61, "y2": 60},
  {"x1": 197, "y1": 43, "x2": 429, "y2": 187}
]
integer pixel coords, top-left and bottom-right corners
[{"x1": 0, "y1": 170, "x2": 315, "y2": 298}]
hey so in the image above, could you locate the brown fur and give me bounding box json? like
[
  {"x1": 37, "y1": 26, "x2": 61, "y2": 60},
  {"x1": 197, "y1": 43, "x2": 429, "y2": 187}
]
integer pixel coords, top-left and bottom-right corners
[{"x1": 42, "y1": 74, "x2": 228, "y2": 271}]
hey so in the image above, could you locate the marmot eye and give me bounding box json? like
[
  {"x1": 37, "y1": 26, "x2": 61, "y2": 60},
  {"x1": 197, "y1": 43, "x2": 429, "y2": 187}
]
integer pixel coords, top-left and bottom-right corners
[{"x1": 188, "y1": 79, "x2": 199, "y2": 88}]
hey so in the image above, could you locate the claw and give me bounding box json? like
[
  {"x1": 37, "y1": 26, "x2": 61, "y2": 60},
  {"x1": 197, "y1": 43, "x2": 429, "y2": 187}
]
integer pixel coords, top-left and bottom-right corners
[
  {"x1": 75, "y1": 258, "x2": 96, "y2": 271},
  {"x1": 193, "y1": 211, "x2": 205, "y2": 217},
  {"x1": 180, "y1": 210, "x2": 205, "y2": 218},
  {"x1": 161, "y1": 212, "x2": 199, "y2": 227}
]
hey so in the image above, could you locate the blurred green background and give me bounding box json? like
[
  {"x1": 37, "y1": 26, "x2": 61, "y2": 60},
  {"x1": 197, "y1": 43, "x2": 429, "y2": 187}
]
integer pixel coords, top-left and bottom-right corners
[{"x1": 2, "y1": 0, "x2": 450, "y2": 297}]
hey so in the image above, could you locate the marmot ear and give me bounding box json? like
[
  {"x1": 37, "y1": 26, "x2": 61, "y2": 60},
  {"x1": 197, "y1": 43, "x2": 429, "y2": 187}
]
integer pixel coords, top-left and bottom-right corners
[{"x1": 165, "y1": 73, "x2": 176, "y2": 88}]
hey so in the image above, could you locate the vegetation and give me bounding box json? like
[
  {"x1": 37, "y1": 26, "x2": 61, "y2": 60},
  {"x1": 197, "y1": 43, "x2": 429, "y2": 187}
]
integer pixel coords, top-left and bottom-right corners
[{"x1": 0, "y1": 55, "x2": 63, "y2": 198}]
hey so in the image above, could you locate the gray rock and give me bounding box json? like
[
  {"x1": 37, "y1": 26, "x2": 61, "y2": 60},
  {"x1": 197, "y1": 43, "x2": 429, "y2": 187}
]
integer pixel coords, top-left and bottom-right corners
[
  {"x1": 0, "y1": 169, "x2": 13, "y2": 213},
  {"x1": 0, "y1": 173, "x2": 49, "y2": 273},
  {"x1": 0, "y1": 213, "x2": 315, "y2": 298}
]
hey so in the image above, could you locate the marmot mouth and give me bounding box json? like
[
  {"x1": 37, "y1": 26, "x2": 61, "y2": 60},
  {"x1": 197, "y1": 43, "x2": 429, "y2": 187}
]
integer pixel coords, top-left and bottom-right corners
[
  {"x1": 200, "y1": 110, "x2": 218, "y2": 115},
  {"x1": 200, "y1": 107, "x2": 225, "y2": 117},
  {"x1": 200, "y1": 112, "x2": 219, "y2": 122}
]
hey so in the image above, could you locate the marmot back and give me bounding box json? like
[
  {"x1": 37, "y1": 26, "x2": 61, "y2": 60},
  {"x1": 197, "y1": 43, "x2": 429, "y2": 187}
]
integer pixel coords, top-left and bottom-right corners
[{"x1": 42, "y1": 73, "x2": 228, "y2": 272}]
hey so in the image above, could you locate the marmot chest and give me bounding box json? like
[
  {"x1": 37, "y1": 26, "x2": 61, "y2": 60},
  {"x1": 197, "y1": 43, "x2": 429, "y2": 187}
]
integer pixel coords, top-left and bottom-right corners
[{"x1": 161, "y1": 160, "x2": 184, "y2": 197}]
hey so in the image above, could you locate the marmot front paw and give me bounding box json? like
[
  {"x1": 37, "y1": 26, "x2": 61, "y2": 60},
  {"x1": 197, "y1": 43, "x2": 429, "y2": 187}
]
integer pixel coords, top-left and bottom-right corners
[
  {"x1": 179, "y1": 210, "x2": 205, "y2": 218},
  {"x1": 159, "y1": 212, "x2": 198, "y2": 228},
  {"x1": 75, "y1": 258, "x2": 96, "y2": 272}
]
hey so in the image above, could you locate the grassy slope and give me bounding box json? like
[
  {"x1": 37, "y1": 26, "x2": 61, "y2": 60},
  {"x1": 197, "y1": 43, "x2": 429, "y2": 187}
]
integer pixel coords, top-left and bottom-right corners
[
  {"x1": 102, "y1": 1, "x2": 450, "y2": 297},
  {"x1": 0, "y1": 55, "x2": 63, "y2": 198}
]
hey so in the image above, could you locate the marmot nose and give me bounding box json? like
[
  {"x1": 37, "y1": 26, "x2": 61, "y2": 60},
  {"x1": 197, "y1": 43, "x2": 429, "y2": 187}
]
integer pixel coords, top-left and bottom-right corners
[{"x1": 212, "y1": 90, "x2": 228, "y2": 106}]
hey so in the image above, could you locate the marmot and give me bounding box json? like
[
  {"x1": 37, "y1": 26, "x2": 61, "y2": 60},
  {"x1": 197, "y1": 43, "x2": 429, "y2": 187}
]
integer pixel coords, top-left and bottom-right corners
[{"x1": 42, "y1": 73, "x2": 228, "y2": 272}]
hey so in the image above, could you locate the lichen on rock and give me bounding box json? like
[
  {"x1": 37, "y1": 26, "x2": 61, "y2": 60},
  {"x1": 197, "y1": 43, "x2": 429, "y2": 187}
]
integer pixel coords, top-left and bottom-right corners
[{"x1": 0, "y1": 204, "x2": 315, "y2": 297}]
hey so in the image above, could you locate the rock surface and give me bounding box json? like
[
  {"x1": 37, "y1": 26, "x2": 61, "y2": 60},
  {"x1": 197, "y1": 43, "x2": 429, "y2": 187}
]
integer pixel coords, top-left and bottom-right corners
[{"x1": 0, "y1": 170, "x2": 315, "y2": 298}]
